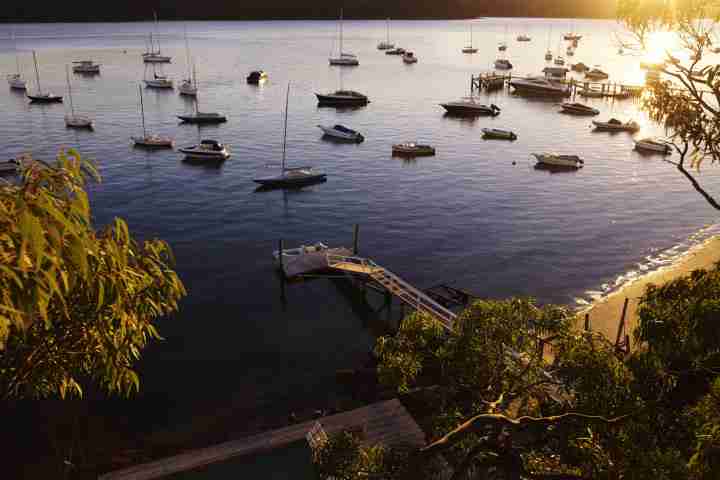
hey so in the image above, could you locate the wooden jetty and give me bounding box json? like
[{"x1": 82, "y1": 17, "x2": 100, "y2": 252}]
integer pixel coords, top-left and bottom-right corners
[
  {"x1": 98, "y1": 399, "x2": 425, "y2": 480},
  {"x1": 278, "y1": 245, "x2": 353, "y2": 278},
  {"x1": 470, "y1": 72, "x2": 644, "y2": 98}
]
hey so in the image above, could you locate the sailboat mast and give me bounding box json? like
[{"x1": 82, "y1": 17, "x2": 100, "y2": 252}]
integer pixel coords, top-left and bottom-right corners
[
  {"x1": 184, "y1": 24, "x2": 192, "y2": 80},
  {"x1": 66, "y1": 65, "x2": 75, "y2": 116},
  {"x1": 154, "y1": 12, "x2": 161, "y2": 53},
  {"x1": 193, "y1": 65, "x2": 199, "y2": 115},
  {"x1": 339, "y1": 9, "x2": 344, "y2": 55},
  {"x1": 12, "y1": 29, "x2": 21, "y2": 75},
  {"x1": 281, "y1": 82, "x2": 290, "y2": 172},
  {"x1": 386, "y1": 18, "x2": 390, "y2": 43},
  {"x1": 470, "y1": 23, "x2": 473, "y2": 46},
  {"x1": 32, "y1": 51, "x2": 41, "y2": 94},
  {"x1": 138, "y1": 84, "x2": 147, "y2": 137}
]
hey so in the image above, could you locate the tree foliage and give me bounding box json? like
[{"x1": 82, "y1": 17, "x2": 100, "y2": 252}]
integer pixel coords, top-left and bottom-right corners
[
  {"x1": 618, "y1": 0, "x2": 720, "y2": 210},
  {"x1": 324, "y1": 268, "x2": 720, "y2": 478},
  {"x1": 0, "y1": 150, "x2": 186, "y2": 399}
]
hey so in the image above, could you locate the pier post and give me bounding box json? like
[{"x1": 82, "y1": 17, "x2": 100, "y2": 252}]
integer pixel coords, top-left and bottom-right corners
[
  {"x1": 278, "y1": 239, "x2": 286, "y2": 303},
  {"x1": 584, "y1": 313, "x2": 590, "y2": 331},
  {"x1": 616, "y1": 297, "x2": 629, "y2": 347},
  {"x1": 353, "y1": 224, "x2": 360, "y2": 256}
]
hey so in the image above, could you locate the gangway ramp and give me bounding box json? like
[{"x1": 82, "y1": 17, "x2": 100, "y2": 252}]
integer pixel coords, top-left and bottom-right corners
[{"x1": 326, "y1": 254, "x2": 457, "y2": 331}]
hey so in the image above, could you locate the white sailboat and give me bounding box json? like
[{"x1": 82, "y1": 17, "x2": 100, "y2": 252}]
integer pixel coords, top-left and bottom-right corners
[
  {"x1": 64, "y1": 65, "x2": 93, "y2": 129},
  {"x1": 377, "y1": 18, "x2": 394, "y2": 50},
  {"x1": 143, "y1": 63, "x2": 173, "y2": 89},
  {"x1": 7, "y1": 29, "x2": 27, "y2": 90},
  {"x1": 132, "y1": 84, "x2": 173, "y2": 148},
  {"x1": 142, "y1": 12, "x2": 172, "y2": 63},
  {"x1": 255, "y1": 83, "x2": 327, "y2": 188},
  {"x1": 462, "y1": 22, "x2": 478, "y2": 53},
  {"x1": 178, "y1": 25, "x2": 197, "y2": 96},
  {"x1": 329, "y1": 9, "x2": 359, "y2": 66}
]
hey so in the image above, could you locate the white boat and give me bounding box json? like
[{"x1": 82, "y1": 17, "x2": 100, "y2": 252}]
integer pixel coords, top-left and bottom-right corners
[
  {"x1": 634, "y1": 137, "x2": 672, "y2": 153},
  {"x1": 402, "y1": 51, "x2": 418, "y2": 64},
  {"x1": 494, "y1": 58, "x2": 513, "y2": 70},
  {"x1": 585, "y1": 67, "x2": 609, "y2": 80},
  {"x1": 178, "y1": 26, "x2": 197, "y2": 97},
  {"x1": 481, "y1": 128, "x2": 517, "y2": 140},
  {"x1": 462, "y1": 23, "x2": 478, "y2": 53},
  {"x1": 578, "y1": 88, "x2": 604, "y2": 98},
  {"x1": 516, "y1": 34, "x2": 531, "y2": 42},
  {"x1": 377, "y1": 18, "x2": 394, "y2": 50},
  {"x1": 132, "y1": 84, "x2": 174, "y2": 148},
  {"x1": 554, "y1": 56, "x2": 565, "y2": 66},
  {"x1": 0, "y1": 158, "x2": 20, "y2": 174},
  {"x1": 72, "y1": 60, "x2": 100, "y2": 74},
  {"x1": 592, "y1": 118, "x2": 640, "y2": 132},
  {"x1": 64, "y1": 65, "x2": 93, "y2": 129},
  {"x1": 254, "y1": 83, "x2": 327, "y2": 188},
  {"x1": 509, "y1": 76, "x2": 571, "y2": 97},
  {"x1": 392, "y1": 142, "x2": 436, "y2": 156},
  {"x1": 498, "y1": 43, "x2": 508, "y2": 52},
  {"x1": 27, "y1": 51, "x2": 62, "y2": 103},
  {"x1": 385, "y1": 47, "x2": 405, "y2": 55},
  {"x1": 142, "y1": 13, "x2": 172, "y2": 63},
  {"x1": 560, "y1": 102, "x2": 599, "y2": 115},
  {"x1": 179, "y1": 140, "x2": 231, "y2": 160},
  {"x1": 317, "y1": 124, "x2": 364, "y2": 142},
  {"x1": 329, "y1": 9, "x2": 359, "y2": 66},
  {"x1": 533, "y1": 153, "x2": 584, "y2": 168},
  {"x1": 545, "y1": 50, "x2": 553, "y2": 61},
  {"x1": 7, "y1": 29, "x2": 27, "y2": 90},
  {"x1": 144, "y1": 64, "x2": 173, "y2": 89},
  {"x1": 440, "y1": 98, "x2": 501, "y2": 116},
  {"x1": 571, "y1": 62, "x2": 589, "y2": 72},
  {"x1": 273, "y1": 242, "x2": 329, "y2": 265}
]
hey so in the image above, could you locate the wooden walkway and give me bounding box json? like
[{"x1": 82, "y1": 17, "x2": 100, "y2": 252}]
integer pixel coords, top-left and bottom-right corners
[
  {"x1": 470, "y1": 73, "x2": 644, "y2": 98},
  {"x1": 98, "y1": 399, "x2": 425, "y2": 480},
  {"x1": 327, "y1": 254, "x2": 457, "y2": 331}
]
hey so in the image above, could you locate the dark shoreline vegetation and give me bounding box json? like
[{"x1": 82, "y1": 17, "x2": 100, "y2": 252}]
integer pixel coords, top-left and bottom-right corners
[{"x1": 4, "y1": 1, "x2": 618, "y2": 23}]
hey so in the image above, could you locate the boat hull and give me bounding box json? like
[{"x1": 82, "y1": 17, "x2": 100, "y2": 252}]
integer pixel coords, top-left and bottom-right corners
[
  {"x1": 177, "y1": 115, "x2": 227, "y2": 124},
  {"x1": 179, "y1": 150, "x2": 230, "y2": 160},
  {"x1": 329, "y1": 58, "x2": 359, "y2": 66},
  {"x1": 132, "y1": 137, "x2": 174, "y2": 148},
  {"x1": 316, "y1": 94, "x2": 368, "y2": 106},
  {"x1": 143, "y1": 56, "x2": 172, "y2": 64},
  {"x1": 533, "y1": 154, "x2": 583, "y2": 168},
  {"x1": 27, "y1": 94, "x2": 63, "y2": 103},
  {"x1": 634, "y1": 141, "x2": 671, "y2": 153},
  {"x1": 481, "y1": 128, "x2": 517, "y2": 140},
  {"x1": 592, "y1": 121, "x2": 639, "y2": 132},
  {"x1": 510, "y1": 82, "x2": 570, "y2": 97},
  {"x1": 65, "y1": 115, "x2": 94, "y2": 129},
  {"x1": 440, "y1": 104, "x2": 499, "y2": 116},
  {"x1": 254, "y1": 174, "x2": 327, "y2": 188},
  {"x1": 318, "y1": 126, "x2": 364, "y2": 143},
  {"x1": 392, "y1": 146, "x2": 436, "y2": 156}
]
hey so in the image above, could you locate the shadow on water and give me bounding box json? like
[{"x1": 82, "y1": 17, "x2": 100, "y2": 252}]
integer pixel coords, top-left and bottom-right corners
[
  {"x1": 253, "y1": 178, "x2": 328, "y2": 193},
  {"x1": 181, "y1": 156, "x2": 226, "y2": 171},
  {"x1": 533, "y1": 163, "x2": 583, "y2": 175}
]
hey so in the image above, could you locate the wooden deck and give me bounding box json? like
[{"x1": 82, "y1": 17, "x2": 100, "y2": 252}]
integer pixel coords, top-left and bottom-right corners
[{"x1": 98, "y1": 399, "x2": 425, "y2": 480}]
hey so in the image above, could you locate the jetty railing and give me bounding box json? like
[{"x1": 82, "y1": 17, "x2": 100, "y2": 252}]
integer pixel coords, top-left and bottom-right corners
[{"x1": 326, "y1": 253, "x2": 457, "y2": 332}]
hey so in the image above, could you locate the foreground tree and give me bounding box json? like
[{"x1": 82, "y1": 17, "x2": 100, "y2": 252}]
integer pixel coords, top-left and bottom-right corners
[
  {"x1": 0, "y1": 150, "x2": 186, "y2": 399},
  {"x1": 320, "y1": 267, "x2": 720, "y2": 478},
  {"x1": 618, "y1": 0, "x2": 720, "y2": 210}
]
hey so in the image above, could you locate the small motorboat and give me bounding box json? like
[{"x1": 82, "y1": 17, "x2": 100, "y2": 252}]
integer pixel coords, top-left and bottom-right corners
[
  {"x1": 316, "y1": 90, "x2": 369, "y2": 106},
  {"x1": 440, "y1": 98, "x2": 501, "y2": 116},
  {"x1": 564, "y1": 33, "x2": 582, "y2": 41},
  {"x1": 498, "y1": 43, "x2": 508, "y2": 51},
  {"x1": 481, "y1": 128, "x2": 517, "y2": 140},
  {"x1": 592, "y1": 118, "x2": 640, "y2": 132},
  {"x1": 578, "y1": 88, "x2": 604, "y2": 98},
  {"x1": 494, "y1": 58, "x2": 513, "y2": 70},
  {"x1": 392, "y1": 142, "x2": 436, "y2": 156},
  {"x1": 402, "y1": 51, "x2": 418, "y2": 64},
  {"x1": 65, "y1": 114, "x2": 93, "y2": 129},
  {"x1": 585, "y1": 68, "x2": 609, "y2": 80},
  {"x1": 132, "y1": 134, "x2": 174, "y2": 148},
  {"x1": 560, "y1": 102, "x2": 599, "y2": 115},
  {"x1": 247, "y1": 70, "x2": 268, "y2": 84},
  {"x1": 72, "y1": 60, "x2": 101, "y2": 74},
  {"x1": 571, "y1": 62, "x2": 589, "y2": 72},
  {"x1": 462, "y1": 46, "x2": 478, "y2": 54},
  {"x1": 554, "y1": 56, "x2": 565, "y2": 66},
  {"x1": 144, "y1": 75, "x2": 173, "y2": 89},
  {"x1": 517, "y1": 34, "x2": 531, "y2": 42},
  {"x1": 177, "y1": 111, "x2": 228, "y2": 124},
  {"x1": 532, "y1": 153, "x2": 584, "y2": 168},
  {"x1": 329, "y1": 52, "x2": 359, "y2": 66},
  {"x1": 0, "y1": 158, "x2": 20, "y2": 174},
  {"x1": 179, "y1": 139, "x2": 231, "y2": 160},
  {"x1": 318, "y1": 124, "x2": 364, "y2": 143},
  {"x1": 7, "y1": 73, "x2": 27, "y2": 90},
  {"x1": 272, "y1": 242, "x2": 329, "y2": 265},
  {"x1": 544, "y1": 50, "x2": 553, "y2": 61},
  {"x1": 385, "y1": 47, "x2": 405, "y2": 55},
  {"x1": 634, "y1": 137, "x2": 672, "y2": 154}
]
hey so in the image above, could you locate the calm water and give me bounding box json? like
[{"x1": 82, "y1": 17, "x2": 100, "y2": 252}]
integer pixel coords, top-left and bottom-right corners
[{"x1": 2, "y1": 19, "x2": 719, "y2": 446}]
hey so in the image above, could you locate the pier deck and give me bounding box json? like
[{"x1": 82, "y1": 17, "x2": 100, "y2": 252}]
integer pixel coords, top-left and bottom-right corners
[{"x1": 98, "y1": 399, "x2": 425, "y2": 480}]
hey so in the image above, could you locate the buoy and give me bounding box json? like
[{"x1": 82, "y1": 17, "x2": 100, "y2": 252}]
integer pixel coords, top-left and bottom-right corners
[{"x1": 512, "y1": 161, "x2": 517, "y2": 165}]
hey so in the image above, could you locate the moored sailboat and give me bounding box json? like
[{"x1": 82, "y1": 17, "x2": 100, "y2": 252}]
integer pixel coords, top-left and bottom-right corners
[
  {"x1": 64, "y1": 65, "x2": 93, "y2": 129},
  {"x1": 329, "y1": 9, "x2": 359, "y2": 66},
  {"x1": 7, "y1": 29, "x2": 27, "y2": 90},
  {"x1": 131, "y1": 84, "x2": 174, "y2": 148},
  {"x1": 27, "y1": 51, "x2": 62, "y2": 103}
]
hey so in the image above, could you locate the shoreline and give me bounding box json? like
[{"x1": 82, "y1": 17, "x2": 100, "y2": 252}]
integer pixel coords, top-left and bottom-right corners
[{"x1": 578, "y1": 235, "x2": 720, "y2": 346}]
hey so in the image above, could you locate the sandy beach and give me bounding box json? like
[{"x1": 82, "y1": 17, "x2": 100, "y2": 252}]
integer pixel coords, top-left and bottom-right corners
[{"x1": 579, "y1": 235, "x2": 720, "y2": 347}]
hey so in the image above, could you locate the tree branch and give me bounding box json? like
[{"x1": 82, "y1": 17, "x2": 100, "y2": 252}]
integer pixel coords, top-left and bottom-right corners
[
  {"x1": 421, "y1": 411, "x2": 631, "y2": 456},
  {"x1": 676, "y1": 147, "x2": 720, "y2": 211}
]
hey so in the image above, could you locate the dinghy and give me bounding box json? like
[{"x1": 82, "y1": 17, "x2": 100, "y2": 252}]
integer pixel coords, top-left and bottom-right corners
[
  {"x1": 392, "y1": 143, "x2": 436, "y2": 156},
  {"x1": 317, "y1": 124, "x2": 364, "y2": 142},
  {"x1": 592, "y1": 118, "x2": 640, "y2": 132},
  {"x1": 481, "y1": 128, "x2": 517, "y2": 140},
  {"x1": 532, "y1": 153, "x2": 584, "y2": 168}
]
